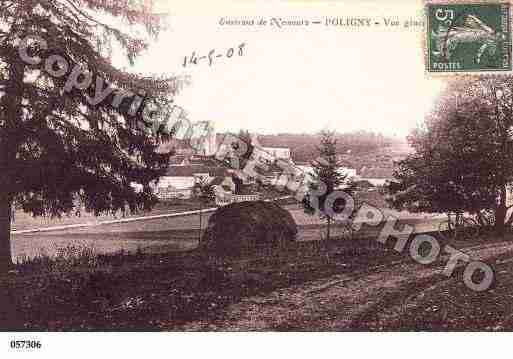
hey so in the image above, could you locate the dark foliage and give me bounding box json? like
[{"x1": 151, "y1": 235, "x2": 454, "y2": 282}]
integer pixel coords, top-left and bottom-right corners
[
  {"x1": 0, "y1": 0, "x2": 182, "y2": 270},
  {"x1": 387, "y1": 76, "x2": 513, "y2": 232}
]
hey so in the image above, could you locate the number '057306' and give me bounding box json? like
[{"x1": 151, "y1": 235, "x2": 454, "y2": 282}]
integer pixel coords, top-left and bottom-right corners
[{"x1": 10, "y1": 340, "x2": 42, "y2": 349}]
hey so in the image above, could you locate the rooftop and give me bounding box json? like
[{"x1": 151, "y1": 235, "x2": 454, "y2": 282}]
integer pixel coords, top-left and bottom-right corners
[
  {"x1": 165, "y1": 165, "x2": 227, "y2": 177},
  {"x1": 359, "y1": 167, "x2": 394, "y2": 179}
]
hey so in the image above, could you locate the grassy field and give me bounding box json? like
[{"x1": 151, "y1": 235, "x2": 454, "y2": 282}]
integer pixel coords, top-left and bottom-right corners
[
  {"x1": 12, "y1": 199, "x2": 213, "y2": 232},
  {"x1": 11, "y1": 200, "x2": 442, "y2": 262},
  {"x1": 12, "y1": 193, "x2": 296, "y2": 232}
]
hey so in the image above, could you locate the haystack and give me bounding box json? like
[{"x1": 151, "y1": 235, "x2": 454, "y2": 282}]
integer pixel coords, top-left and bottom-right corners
[{"x1": 203, "y1": 201, "x2": 297, "y2": 257}]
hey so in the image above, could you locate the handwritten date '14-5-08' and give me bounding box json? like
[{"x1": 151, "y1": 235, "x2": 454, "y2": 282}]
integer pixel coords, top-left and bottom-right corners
[{"x1": 182, "y1": 43, "x2": 246, "y2": 68}]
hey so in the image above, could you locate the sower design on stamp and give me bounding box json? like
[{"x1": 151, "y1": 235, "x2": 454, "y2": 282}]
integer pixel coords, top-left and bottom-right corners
[{"x1": 427, "y1": 3, "x2": 511, "y2": 72}]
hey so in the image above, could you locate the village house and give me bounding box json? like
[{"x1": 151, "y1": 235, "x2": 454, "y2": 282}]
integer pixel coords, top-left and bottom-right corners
[
  {"x1": 154, "y1": 131, "x2": 299, "y2": 204},
  {"x1": 357, "y1": 166, "x2": 393, "y2": 187},
  {"x1": 155, "y1": 162, "x2": 226, "y2": 200},
  {"x1": 212, "y1": 178, "x2": 261, "y2": 206},
  {"x1": 262, "y1": 147, "x2": 291, "y2": 160}
]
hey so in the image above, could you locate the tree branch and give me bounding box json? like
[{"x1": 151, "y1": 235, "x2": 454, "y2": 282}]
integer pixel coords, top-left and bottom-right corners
[{"x1": 60, "y1": 0, "x2": 132, "y2": 39}]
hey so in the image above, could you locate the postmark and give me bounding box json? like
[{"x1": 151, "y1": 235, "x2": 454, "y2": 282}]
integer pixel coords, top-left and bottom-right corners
[{"x1": 427, "y1": 2, "x2": 511, "y2": 72}]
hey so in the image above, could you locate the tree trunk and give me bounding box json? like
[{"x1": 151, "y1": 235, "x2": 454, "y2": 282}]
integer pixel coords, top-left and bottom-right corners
[
  {"x1": 495, "y1": 185, "x2": 508, "y2": 235},
  {"x1": 476, "y1": 211, "x2": 485, "y2": 227},
  {"x1": 0, "y1": 51, "x2": 24, "y2": 273},
  {"x1": 198, "y1": 202, "x2": 202, "y2": 245},
  {"x1": 326, "y1": 217, "x2": 331, "y2": 241},
  {"x1": 0, "y1": 194, "x2": 13, "y2": 273},
  {"x1": 506, "y1": 209, "x2": 513, "y2": 227}
]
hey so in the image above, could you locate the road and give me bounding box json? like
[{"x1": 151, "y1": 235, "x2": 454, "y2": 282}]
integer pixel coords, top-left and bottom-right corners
[{"x1": 179, "y1": 240, "x2": 513, "y2": 331}]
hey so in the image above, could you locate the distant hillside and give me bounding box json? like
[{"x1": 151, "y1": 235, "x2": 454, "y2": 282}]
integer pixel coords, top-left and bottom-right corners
[
  {"x1": 255, "y1": 131, "x2": 404, "y2": 163},
  {"x1": 341, "y1": 142, "x2": 413, "y2": 179},
  {"x1": 162, "y1": 131, "x2": 410, "y2": 178}
]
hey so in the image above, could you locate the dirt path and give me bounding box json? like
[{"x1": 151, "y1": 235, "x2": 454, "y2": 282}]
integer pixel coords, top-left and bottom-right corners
[{"x1": 180, "y1": 241, "x2": 513, "y2": 331}]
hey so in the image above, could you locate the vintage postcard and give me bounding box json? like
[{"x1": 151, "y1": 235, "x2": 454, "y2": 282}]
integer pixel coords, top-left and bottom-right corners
[{"x1": 1, "y1": 0, "x2": 513, "y2": 356}]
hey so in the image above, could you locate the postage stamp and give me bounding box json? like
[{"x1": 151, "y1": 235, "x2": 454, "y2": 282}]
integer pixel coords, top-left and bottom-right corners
[{"x1": 427, "y1": 2, "x2": 511, "y2": 72}]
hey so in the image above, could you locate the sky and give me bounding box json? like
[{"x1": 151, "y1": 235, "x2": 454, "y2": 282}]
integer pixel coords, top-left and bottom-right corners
[{"x1": 129, "y1": 0, "x2": 446, "y2": 139}]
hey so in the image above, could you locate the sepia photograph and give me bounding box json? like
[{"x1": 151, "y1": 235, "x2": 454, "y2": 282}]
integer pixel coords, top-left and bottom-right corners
[{"x1": 1, "y1": 0, "x2": 513, "y2": 356}]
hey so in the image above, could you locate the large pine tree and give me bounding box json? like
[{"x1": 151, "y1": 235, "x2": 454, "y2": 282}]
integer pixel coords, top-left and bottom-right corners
[{"x1": 0, "y1": 0, "x2": 181, "y2": 271}]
